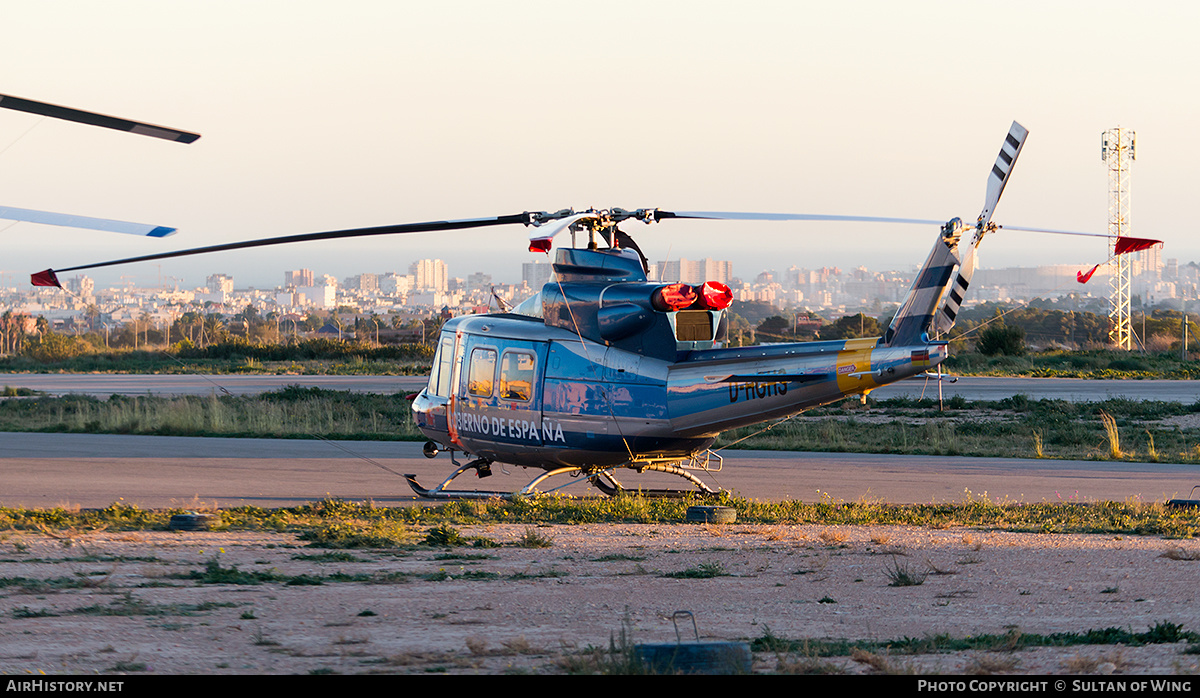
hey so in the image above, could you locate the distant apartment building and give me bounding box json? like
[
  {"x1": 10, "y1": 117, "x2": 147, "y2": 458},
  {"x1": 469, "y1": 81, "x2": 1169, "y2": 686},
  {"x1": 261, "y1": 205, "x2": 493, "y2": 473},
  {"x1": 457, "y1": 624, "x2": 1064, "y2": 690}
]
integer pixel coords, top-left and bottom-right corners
[
  {"x1": 410, "y1": 259, "x2": 448, "y2": 292},
  {"x1": 296, "y1": 284, "x2": 335, "y2": 309},
  {"x1": 285, "y1": 269, "x2": 314, "y2": 287},
  {"x1": 380, "y1": 273, "x2": 414, "y2": 296},
  {"x1": 974, "y1": 265, "x2": 1102, "y2": 300},
  {"x1": 63, "y1": 275, "x2": 95, "y2": 299},
  {"x1": 656, "y1": 258, "x2": 732, "y2": 285},
  {"x1": 466, "y1": 272, "x2": 492, "y2": 292},
  {"x1": 206, "y1": 274, "x2": 234, "y2": 295},
  {"x1": 343, "y1": 273, "x2": 379, "y2": 294},
  {"x1": 1133, "y1": 245, "x2": 1163, "y2": 280},
  {"x1": 522, "y1": 260, "x2": 552, "y2": 290}
]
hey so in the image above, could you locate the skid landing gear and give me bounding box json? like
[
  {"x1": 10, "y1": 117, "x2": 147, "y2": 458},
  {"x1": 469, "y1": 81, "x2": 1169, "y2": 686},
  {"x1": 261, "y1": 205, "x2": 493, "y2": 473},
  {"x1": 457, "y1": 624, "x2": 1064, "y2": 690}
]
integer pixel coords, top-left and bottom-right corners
[
  {"x1": 587, "y1": 464, "x2": 723, "y2": 499},
  {"x1": 405, "y1": 460, "x2": 725, "y2": 501}
]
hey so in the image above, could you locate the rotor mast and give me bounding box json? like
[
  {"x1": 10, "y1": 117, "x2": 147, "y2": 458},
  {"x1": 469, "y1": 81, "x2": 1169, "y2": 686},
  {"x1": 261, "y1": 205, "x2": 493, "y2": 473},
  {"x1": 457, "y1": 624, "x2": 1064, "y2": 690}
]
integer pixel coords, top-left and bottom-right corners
[{"x1": 1102, "y1": 127, "x2": 1135, "y2": 350}]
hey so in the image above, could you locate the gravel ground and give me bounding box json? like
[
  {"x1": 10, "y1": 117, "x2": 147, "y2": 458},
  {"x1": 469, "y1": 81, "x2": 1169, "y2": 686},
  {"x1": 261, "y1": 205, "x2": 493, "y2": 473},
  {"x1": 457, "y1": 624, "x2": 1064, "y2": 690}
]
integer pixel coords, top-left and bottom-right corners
[{"x1": 1, "y1": 524, "x2": 1199, "y2": 675}]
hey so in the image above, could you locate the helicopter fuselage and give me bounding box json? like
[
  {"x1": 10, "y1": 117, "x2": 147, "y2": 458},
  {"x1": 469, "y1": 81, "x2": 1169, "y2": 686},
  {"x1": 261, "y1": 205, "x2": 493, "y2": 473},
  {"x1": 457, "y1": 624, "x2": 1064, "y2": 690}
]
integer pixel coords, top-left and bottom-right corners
[{"x1": 412, "y1": 309, "x2": 945, "y2": 471}]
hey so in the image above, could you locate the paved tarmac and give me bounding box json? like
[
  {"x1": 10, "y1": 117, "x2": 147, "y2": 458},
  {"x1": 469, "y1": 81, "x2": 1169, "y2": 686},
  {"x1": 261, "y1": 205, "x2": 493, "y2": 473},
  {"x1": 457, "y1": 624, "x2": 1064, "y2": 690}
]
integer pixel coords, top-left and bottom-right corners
[{"x1": 1, "y1": 432, "x2": 1195, "y2": 509}]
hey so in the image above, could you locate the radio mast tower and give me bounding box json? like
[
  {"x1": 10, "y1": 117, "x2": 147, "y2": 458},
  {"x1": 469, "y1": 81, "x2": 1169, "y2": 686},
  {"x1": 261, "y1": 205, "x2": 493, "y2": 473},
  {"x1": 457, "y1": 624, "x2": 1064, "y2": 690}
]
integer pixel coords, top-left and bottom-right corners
[{"x1": 1102, "y1": 127, "x2": 1135, "y2": 350}]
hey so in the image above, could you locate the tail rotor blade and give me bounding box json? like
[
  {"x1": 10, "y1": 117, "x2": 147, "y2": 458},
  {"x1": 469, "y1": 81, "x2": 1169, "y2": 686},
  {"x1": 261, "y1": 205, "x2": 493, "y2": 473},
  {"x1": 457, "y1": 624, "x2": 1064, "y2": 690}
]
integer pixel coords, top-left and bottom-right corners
[{"x1": 979, "y1": 121, "x2": 1028, "y2": 228}]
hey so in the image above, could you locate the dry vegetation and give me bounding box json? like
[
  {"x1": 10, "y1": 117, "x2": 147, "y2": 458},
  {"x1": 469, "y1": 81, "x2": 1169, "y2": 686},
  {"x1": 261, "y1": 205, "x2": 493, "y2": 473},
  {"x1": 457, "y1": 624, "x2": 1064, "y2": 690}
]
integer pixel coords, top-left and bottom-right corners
[{"x1": 2, "y1": 521, "x2": 1200, "y2": 674}]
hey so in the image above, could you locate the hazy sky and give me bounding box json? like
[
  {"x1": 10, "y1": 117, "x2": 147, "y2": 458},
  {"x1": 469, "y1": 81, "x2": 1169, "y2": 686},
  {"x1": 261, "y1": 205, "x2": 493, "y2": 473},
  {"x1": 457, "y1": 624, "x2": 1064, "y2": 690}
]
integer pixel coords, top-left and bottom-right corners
[{"x1": 1, "y1": 1, "x2": 1196, "y2": 289}]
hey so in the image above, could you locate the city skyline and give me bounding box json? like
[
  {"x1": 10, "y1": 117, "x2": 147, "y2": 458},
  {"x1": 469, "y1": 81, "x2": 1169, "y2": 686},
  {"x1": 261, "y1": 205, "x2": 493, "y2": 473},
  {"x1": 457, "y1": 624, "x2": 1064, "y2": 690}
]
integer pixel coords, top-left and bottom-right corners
[{"x1": 6, "y1": 247, "x2": 1181, "y2": 315}]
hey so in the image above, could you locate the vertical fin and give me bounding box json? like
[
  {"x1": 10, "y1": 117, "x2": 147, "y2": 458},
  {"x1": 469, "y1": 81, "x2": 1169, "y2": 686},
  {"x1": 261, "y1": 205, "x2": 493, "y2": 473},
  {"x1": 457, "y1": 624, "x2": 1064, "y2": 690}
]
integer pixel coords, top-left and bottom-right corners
[
  {"x1": 884, "y1": 222, "x2": 961, "y2": 346},
  {"x1": 935, "y1": 245, "x2": 975, "y2": 335}
]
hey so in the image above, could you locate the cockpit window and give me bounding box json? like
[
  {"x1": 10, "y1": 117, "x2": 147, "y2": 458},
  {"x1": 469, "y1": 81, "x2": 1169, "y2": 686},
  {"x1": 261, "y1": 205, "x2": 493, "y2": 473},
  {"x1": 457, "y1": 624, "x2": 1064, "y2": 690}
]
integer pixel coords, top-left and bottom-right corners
[
  {"x1": 468, "y1": 347, "x2": 497, "y2": 397},
  {"x1": 428, "y1": 334, "x2": 455, "y2": 397},
  {"x1": 499, "y1": 351, "x2": 535, "y2": 401}
]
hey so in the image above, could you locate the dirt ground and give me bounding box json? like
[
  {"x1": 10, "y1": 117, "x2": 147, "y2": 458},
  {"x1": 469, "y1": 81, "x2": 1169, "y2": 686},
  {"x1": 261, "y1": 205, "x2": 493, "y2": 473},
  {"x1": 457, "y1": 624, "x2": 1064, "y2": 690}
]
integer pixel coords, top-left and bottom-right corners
[{"x1": 1, "y1": 523, "x2": 1199, "y2": 675}]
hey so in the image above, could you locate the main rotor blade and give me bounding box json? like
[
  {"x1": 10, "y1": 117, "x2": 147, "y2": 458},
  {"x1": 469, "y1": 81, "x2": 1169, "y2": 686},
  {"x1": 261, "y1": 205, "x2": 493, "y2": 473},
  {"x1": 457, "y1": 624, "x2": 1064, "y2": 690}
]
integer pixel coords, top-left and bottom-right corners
[
  {"x1": 657, "y1": 211, "x2": 945, "y2": 226},
  {"x1": 997, "y1": 224, "x2": 1113, "y2": 237},
  {"x1": 0, "y1": 94, "x2": 200, "y2": 143},
  {"x1": 997, "y1": 225, "x2": 1162, "y2": 255},
  {"x1": 0, "y1": 205, "x2": 175, "y2": 237},
  {"x1": 978, "y1": 121, "x2": 1027, "y2": 228},
  {"x1": 31, "y1": 213, "x2": 531, "y2": 287}
]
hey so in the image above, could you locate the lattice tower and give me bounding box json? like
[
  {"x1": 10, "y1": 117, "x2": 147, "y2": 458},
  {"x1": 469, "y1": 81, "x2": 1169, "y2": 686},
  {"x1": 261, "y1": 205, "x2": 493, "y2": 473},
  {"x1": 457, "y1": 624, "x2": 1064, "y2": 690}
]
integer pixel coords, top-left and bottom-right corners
[{"x1": 1102, "y1": 127, "x2": 1135, "y2": 350}]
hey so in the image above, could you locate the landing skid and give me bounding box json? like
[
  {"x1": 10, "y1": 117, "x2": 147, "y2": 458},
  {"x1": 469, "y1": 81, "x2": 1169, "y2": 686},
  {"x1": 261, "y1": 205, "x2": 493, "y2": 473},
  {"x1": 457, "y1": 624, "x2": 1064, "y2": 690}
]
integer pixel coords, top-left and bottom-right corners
[{"x1": 405, "y1": 461, "x2": 725, "y2": 501}]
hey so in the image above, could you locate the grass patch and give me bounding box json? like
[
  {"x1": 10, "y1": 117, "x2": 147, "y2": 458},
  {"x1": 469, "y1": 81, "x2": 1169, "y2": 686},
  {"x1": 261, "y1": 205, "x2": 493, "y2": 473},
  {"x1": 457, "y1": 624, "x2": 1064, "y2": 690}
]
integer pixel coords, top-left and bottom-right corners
[
  {"x1": 513, "y1": 527, "x2": 554, "y2": 548},
  {"x1": 885, "y1": 557, "x2": 928, "y2": 587},
  {"x1": 183, "y1": 556, "x2": 285, "y2": 585},
  {"x1": 432, "y1": 552, "x2": 497, "y2": 561},
  {"x1": 12, "y1": 607, "x2": 58, "y2": 618},
  {"x1": 661, "y1": 562, "x2": 728, "y2": 579},
  {"x1": 713, "y1": 395, "x2": 1200, "y2": 463},
  {"x1": 0, "y1": 389, "x2": 424, "y2": 441},
  {"x1": 290, "y1": 551, "x2": 365, "y2": 563},
  {"x1": 589, "y1": 553, "x2": 647, "y2": 562},
  {"x1": 508, "y1": 568, "x2": 568, "y2": 580},
  {"x1": 2, "y1": 494, "x2": 1199, "y2": 538},
  {"x1": 750, "y1": 621, "x2": 1200, "y2": 656},
  {"x1": 70, "y1": 592, "x2": 239, "y2": 617},
  {"x1": 423, "y1": 524, "x2": 466, "y2": 547}
]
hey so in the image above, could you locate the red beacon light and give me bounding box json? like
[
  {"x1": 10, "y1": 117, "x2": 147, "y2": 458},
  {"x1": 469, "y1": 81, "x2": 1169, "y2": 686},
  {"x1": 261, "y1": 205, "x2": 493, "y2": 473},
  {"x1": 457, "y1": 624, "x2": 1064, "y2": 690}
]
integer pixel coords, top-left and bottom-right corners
[
  {"x1": 695, "y1": 281, "x2": 733, "y2": 310},
  {"x1": 651, "y1": 283, "x2": 698, "y2": 311}
]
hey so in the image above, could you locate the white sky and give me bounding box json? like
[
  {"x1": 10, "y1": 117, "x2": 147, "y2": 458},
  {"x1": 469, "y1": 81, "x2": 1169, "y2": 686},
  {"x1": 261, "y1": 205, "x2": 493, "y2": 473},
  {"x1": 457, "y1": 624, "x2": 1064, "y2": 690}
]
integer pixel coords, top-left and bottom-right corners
[{"x1": 0, "y1": 1, "x2": 1196, "y2": 289}]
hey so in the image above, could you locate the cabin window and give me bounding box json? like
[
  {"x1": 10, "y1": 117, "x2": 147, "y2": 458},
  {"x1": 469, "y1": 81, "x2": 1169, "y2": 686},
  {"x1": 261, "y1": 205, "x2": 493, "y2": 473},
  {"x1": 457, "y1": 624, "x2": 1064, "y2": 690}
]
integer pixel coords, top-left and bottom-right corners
[
  {"x1": 433, "y1": 335, "x2": 455, "y2": 397},
  {"x1": 499, "y1": 351, "x2": 536, "y2": 402},
  {"x1": 468, "y1": 347, "x2": 497, "y2": 397}
]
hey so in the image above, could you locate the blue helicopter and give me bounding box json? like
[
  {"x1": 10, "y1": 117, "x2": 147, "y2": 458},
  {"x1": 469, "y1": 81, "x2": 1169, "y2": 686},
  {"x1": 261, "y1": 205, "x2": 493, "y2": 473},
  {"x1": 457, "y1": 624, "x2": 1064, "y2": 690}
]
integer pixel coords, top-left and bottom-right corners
[{"x1": 30, "y1": 121, "x2": 1160, "y2": 499}]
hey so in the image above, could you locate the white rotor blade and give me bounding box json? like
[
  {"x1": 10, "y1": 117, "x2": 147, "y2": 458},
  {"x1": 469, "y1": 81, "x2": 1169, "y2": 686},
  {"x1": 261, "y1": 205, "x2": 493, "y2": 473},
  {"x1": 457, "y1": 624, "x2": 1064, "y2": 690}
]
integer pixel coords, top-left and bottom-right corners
[
  {"x1": 997, "y1": 224, "x2": 1114, "y2": 238},
  {"x1": 0, "y1": 205, "x2": 176, "y2": 237},
  {"x1": 663, "y1": 211, "x2": 944, "y2": 226},
  {"x1": 979, "y1": 121, "x2": 1028, "y2": 228}
]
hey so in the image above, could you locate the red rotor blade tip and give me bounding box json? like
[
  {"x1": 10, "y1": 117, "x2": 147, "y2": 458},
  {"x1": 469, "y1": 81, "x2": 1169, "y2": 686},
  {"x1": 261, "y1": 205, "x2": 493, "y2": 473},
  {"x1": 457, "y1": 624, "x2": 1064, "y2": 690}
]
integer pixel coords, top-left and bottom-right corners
[
  {"x1": 1114, "y1": 237, "x2": 1162, "y2": 256},
  {"x1": 31, "y1": 269, "x2": 61, "y2": 288}
]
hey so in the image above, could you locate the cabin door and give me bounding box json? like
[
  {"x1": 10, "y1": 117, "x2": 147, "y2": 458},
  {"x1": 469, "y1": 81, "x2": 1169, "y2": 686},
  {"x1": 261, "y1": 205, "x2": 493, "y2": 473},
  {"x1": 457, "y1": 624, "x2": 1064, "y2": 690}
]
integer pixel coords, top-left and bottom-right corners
[{"x1": 457, "y1": 337, "x2": 548, "y2": 448}]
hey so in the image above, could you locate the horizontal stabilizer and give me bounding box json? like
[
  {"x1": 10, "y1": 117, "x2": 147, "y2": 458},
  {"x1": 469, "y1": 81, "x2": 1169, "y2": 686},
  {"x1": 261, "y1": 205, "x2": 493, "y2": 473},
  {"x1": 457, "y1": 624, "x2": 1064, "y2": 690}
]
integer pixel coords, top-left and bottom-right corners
[{"x1": 0, "y1": 205, "x2": 175, "y2": 237}]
